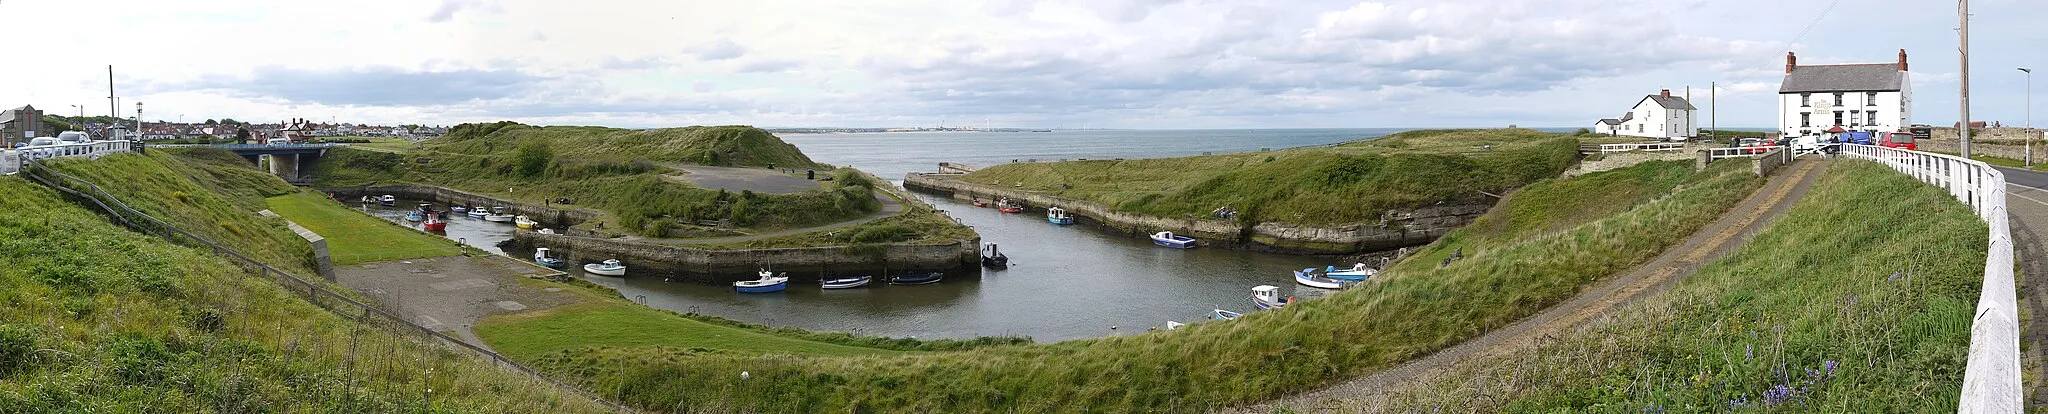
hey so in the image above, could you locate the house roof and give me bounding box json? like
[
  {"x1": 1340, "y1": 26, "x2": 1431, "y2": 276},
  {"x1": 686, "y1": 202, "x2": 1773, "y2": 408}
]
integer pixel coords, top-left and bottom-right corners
[
  {"x1": 1617, "y1": 112, "x2": 1634, "y2": 122},
  {"x1": 1596, "y1": 118, "x2": 1620, "y2": 125},
  {"x1": 1779, "y1": 64, "x2": 1903, "y2": 93},
  {"x1": 1644, "y1": 95, "x2": 1697, "y2": 110}
]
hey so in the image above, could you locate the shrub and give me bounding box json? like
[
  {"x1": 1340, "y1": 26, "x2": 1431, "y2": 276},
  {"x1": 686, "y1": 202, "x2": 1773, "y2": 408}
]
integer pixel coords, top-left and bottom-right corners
[{"x1": 514, "y1": 140, "x2": 554, "y2": 179}]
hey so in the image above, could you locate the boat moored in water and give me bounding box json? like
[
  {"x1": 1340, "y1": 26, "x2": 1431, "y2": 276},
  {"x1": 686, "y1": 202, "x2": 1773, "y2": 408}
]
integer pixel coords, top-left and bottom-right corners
[
  {"x1": 1211, "y1": 309, "x2": 1243, "y2": 320},
  {"x1": 379, "y1": 195, "x2": 396, "y2": 206},
  {"x1": 996, "y1": 197, "x2": 1023, "y2": 214},
  {"x1": 980, "y1": 242, "x2": 1009, "y2": 268},
  {"x1": 404, "y1": 210, "x2": 424, "y2": 222},
  {"x1": 422, "y1": 214, "x2": 447, "y2": 231},
  {"x1": 1294, "y1": 268, "x2": 1354, "y2": 290},
  {"x1": 1150, "y1": 231, "x2": 1196, "y2": 249},
  {"x1": 450, "y1": 205, "x2": 469, "y2": 214},
  {"x1": 1250, "y1": 285, "x2": 1291, "y2": 310},
  {"x1": 533, "y1": 247, "x2": 565, "y2": 268},
  {"x1": 888, "y1": 272, "x2": 944, "y2": 285},
  {"x1": 734, "y1": 269, "x2": 790, "y2": 293},
  {"x1": 1046, "y1": 207, "x2": 1074, "y2": 225},
  {"x1": 1324, "y1": 263, "x2": 1378, "y2": 280},
  {"x1": 514, "y1": 215, "x2": 537, "y2": 229},
  {"x1": 484, "y1": 207, "x2": 516, "y2": 222},
  {"x1": 583, "y1": 259, "x2": 626, "y2": 276},
  {"x1": 822, "y1": 275, "x2": 872, "y2": 289}
]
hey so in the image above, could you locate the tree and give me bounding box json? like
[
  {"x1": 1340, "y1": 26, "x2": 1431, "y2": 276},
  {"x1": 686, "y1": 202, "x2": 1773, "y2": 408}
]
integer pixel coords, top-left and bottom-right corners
[
  {"x1": 42, "y1": 116, "x2": 74, "y2": 133},
  {"x1": 204, "y1": 119, "x2": 218, "y2": 125},
  {"x1": 234, "y1": 128, "x2": 252, "y2": 144},
  {"x1": 514, "y1": 140, "x2": 554, "y2": 178},
  {"x1": 219, "y1": 118, "x2": 241, "y2": 125}
]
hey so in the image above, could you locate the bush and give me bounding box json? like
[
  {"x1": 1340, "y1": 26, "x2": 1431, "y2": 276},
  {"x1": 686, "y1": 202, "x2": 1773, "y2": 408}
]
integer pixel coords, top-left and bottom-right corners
[{"x1": 514, "y1": 140, "x2": 554, "y2": 179}]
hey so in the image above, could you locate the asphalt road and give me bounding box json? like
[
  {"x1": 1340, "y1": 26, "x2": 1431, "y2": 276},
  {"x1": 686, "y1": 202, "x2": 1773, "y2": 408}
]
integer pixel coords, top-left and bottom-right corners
[{"x1": 1998, "y1": 166, "x2": 2048, "y2": 406}]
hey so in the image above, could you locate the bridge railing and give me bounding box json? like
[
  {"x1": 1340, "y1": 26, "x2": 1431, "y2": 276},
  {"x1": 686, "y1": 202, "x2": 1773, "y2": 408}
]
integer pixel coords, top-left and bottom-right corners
[
  {"x1": 1838, "y1": 144, "x2": 2016, "y2": 413},
  {"x1": 1, "y1": 140, "x2": 136, "y2": 174},
  {"x1": 1598, "y1": 142, "x2": 1688, "y2": 152}
]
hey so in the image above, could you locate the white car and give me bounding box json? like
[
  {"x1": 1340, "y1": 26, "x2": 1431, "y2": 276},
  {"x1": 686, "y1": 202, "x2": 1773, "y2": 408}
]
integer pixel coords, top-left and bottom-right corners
[
  {"x1": 22, "y1": 137, "x2": 62, "y2": 159},
  {"x1": 55, "y1": 131, "x2": 92, "y2": 144}
]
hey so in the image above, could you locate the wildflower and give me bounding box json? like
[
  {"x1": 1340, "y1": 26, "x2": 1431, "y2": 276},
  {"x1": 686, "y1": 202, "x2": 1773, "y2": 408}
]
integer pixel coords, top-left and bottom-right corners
[
  {"x1": 1745, "y1": 344, "x2": 1753, "y2": 360},
  {"x1": 1728, "y1": 395, "x2": 1751, "y2": 409},
  {"x1": 1824, "y1": 360, "x2": 1838, "y2": 376},
  {"x1": 1763, "y1": 384, "x2": 1795, "y2": 405},
  {"x1": 1888, "y1": 271, "x2": 1902, "y2": 282}
]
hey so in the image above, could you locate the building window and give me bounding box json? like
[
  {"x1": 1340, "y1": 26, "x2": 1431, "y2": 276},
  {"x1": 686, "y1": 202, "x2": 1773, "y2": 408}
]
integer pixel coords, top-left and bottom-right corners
[
  {"x1": 1801, "y1": 93, "x2": 1811, "y2": 107},
  {"x1": 1866, "y1": 92, "x2": 1877, "y2": 106},
  {"x1": 1801, "y1": 113, "x2": 1811, "y2": 127},
  {"x1": 1833, "y1": 92, "x2": 1844, "y2": 104},
  {"x1": 1867, "y1": 111, "x2": 1877, "y2": 125},
  {"x1": 1833, "y1": 111, "x2": 1844, "y2": 126},
  {"x1": 1638, "y1": 124, "x2": 1643, "y2": 133}
]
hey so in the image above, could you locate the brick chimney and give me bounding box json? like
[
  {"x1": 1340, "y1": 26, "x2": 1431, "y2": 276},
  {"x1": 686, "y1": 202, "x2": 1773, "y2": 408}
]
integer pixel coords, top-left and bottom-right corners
[
  {"x1": 1897, "y1": 49, "x2": 1908, "y2": 71},
  {"x1": 1786, "y1": 51, "x2": 1797, "y2": 74},
  {"x1": 1660, "y1": 89, "x2": 1671, "y2": 98}
]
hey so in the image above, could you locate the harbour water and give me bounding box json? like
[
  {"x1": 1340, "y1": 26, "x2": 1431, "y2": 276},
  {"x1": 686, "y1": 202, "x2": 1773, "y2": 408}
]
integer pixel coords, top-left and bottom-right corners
[{"x1": 371, "y1": 128, "x2": 1530, "y2": 342}]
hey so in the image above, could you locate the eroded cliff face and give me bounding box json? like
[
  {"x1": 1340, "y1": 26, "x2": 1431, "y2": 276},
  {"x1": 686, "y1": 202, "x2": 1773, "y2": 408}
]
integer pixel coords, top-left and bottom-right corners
[{"x1": 906, "y1": 173, "x2": 1494, "y2": 254}]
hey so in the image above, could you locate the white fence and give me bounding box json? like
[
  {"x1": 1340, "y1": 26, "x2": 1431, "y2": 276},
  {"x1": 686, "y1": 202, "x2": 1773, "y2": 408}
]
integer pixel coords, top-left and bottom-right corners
[
  {"x1": 1703, "y1": 146, "x2": 1782, "y2": 160},
  {"x1": 1838, "y1": 144, "x2": 2016, "y2": 413},
  {"x1": 1598, "y1": 142, "x2": 1688, "y2": 152},
  {"x1": 1, "y1": 140, "x2": 135, "y2": 175}
]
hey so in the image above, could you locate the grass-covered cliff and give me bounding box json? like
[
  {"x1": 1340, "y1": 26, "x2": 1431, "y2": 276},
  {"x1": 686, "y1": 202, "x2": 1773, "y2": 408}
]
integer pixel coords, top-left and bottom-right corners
[{"x1": 959, "y1": 128, "x2": 1580, "y2": 227}]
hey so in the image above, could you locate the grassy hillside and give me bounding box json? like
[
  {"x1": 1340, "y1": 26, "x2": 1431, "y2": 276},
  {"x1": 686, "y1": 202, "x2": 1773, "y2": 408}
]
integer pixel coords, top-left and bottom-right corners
[
  {"x1": 960, "y1": 129, "x2": 1579, "y2": 226},
  {"x1": 1380, "y1": 160, "x2": 1983, "y2": 411},
  {"x1": 516, "y1": 160, "x2": 1763, "y2": 412},
  {"x1": 44, "y1": 150, "x2": 317, "y2": 275},
  {"x1": 431, "y1": 122, "x2": 817, "y2": 168},
  {"x1": 264, "y1": 192, "x2": 463, "y2": 264},
  {"x1": 0, "y1": 175, "x2": 609, "y2": 412}
]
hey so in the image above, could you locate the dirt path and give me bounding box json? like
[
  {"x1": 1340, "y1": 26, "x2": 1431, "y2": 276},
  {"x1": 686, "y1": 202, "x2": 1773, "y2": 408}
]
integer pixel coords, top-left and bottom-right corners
[
  {"x1": 1231, "y1": 159, "x2": 1827, "y2": 412},
  {"x1": 632, "y1": 190, "x2": 905, "y2": 245},
  {"x1": 656, "y1": 163, "x2": 822, "y2": 194},
  {"x1": 335, "y1": 254, "x2": 585, "y2": 350}
]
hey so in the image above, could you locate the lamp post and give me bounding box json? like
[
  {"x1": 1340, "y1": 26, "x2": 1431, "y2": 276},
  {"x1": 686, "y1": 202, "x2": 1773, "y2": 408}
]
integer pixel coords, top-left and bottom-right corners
[{"x1": 2024, "y1": 68, "x2": 2033, "y2": 166}]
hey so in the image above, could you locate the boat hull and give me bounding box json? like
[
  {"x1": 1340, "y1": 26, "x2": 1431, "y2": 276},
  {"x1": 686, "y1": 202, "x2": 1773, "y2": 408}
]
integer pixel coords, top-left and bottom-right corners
[
  {"x1": 1151, "y1": 238, "x2": 1196, "y2": 249},
  {"x1": 822, "y1": 276, "x2": 872, "y2": 289},
  {"x1": 1211, "y1": 309, "x2": 1243, "y2": 320},
  {"x1": 1295, "y1": 271, "x2": 1349, "y2": 290},
  {"x1": 1047, "y1": 216, "x2": 1074, "y2": 225},
  {"x1": 423, "y1": 222, "x2": 446, "y2": 231},
  {"x1": 583, "y1": 264, "x2": 626, "y2": 276},
  {"x1": 536, "y1": 259, "x2": 564, "y2": 269},
  {"x1": 888, "y1": 273, "x2": 944, "y2": 285},
  {"x1": 981, "y1": 256, "x2": 1008, "y2": 268},
  {"x1": 734, "y1": 281, "x2": 788, "y2": 293},
  {"x1": 484, "y1": 215, "x2": 515, "y2": 223}
]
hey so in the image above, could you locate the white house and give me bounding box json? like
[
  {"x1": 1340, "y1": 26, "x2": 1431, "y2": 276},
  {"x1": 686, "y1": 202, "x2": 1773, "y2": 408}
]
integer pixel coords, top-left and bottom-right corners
[
  {"x1": 1776, "y1": 50, "x2": 1912, "y2": 138},
  {"x1": 1594, "y1": 89, "x2": 1696, "y2": 140}
]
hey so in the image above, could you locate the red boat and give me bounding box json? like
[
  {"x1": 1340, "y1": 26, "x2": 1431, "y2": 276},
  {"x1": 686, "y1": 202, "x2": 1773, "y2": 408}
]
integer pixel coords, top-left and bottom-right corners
[
  {"x1": 972, "y1": 198, "x2": 988, "y2": 207},
  {"x1": 996, "y1": 198, "x2": 1023, "y2": 214},
  {"x1": 422, "y1": 214, "x2": 447, "y2": 232}
]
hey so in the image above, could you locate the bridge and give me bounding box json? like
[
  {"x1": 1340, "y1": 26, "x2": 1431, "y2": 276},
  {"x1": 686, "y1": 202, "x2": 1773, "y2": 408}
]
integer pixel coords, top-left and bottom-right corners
[{"x1": 151, "y1": 143, "x2": 338, "y2": 184}]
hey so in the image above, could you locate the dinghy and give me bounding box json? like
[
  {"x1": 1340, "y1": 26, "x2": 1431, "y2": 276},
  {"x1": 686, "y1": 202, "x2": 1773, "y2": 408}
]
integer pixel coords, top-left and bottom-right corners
[
  {"x1": 1294, "y1": 268, "x2": 1352, "y2": 290},
  {"x1": 378, "y1": 195, "x2": 396, "y2": 206},
  {"x1": 1211, "y1": 309, "x2": 1243, "y2": 320},
  {"x1": 450, "y1": 205, "x2": 469, "y2": 214},
  {"x1": 888, "y1": 272, "x2": 944, "y2": 285},
  {"x1": 1150, "y1": 231, "x2": 1196, "y2": 249},
  {"x1": 734, "y1": 270, "x2": 789, "y2": 293},
  {"x1": 582, "y1": 259, "x2": 626, "y2": 276},
  {"x1": 821, "y1": 276, "x2": 872, "y2": 289},
  {"x1": 404, "y1": 211, "x2": 424, "y2": 222}
]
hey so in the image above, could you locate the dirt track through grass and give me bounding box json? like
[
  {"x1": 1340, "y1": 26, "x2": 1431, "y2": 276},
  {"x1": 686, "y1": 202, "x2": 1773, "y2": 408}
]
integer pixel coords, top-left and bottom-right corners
[{"x1": 1234, "y1": 159, "x2": 1826, "y2": 412}]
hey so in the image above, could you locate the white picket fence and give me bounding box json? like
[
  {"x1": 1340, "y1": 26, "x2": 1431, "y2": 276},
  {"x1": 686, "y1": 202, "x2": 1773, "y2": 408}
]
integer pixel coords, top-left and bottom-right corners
[
  {"x1": 0, "y1": 140, "x2": 134, "y2": 175},
  {"x1": 1838, "y1": 144, "x2": 2017, "y2": 413}
]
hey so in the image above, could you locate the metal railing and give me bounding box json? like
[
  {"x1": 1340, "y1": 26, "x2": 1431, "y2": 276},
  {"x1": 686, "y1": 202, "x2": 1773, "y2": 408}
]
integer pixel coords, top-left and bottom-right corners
[
  {"x1": 14, "y1": 156, "x2": 632, "y2": 413},
  {"x1": 1598, "y1": 142, "x2": 1688, "y2": 152},
  {"x1": 1838, "y1": 144, "x2": 2016, "y2": 413}
]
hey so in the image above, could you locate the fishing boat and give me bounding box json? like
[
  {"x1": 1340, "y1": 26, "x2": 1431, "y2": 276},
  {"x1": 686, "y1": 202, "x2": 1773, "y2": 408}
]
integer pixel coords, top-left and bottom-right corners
[
  {"x1": 888, "y1": 272, "x2": 944, "y2": 285},
  {"x1": 733, "y1": 269, "x2": 789, "y2": 293},
  {"x1": 582, "y1": 259, "x2": 626, "y2": 276},
  {"x1": 996, "y1": 198, "x2": 1023, "y2": 214},
  {"x1": 1211, "y1": 309, "x2": 1244, "y2": 320},
  {"x1": 1250, "y1": 285, "x2": 1292, "y2": 310},
  {"x1": 514, "y1": 216, "x2": 537, "y2": 230},
  {"x1": 404, "y1": 210, "x2": 425, "y2": 222},
  {"x1": 1046, "y1": 207, "x2": 1074, "y2": 225},
  {"x1": 1150, "y1": 231, "x2": 1197, "y2": 249},
  {"x1": 416, "y1": 203, "x2": 435, "y2": 213},
  {"x1": 822, "y1": 275, "x2": 872, "y2": 289},
  {"x1": 532, "y1": 247, "x2": 565, "y2": 269},
  {"x1": 971, "y1": 198, "x2": 988, "y2": 208},
  {"x1": 484, "y1": 207, "x2": 516, "y2": 223},
  {"x1": 422, "y1": 214, "x2": 447, "y2": 232},
  {"x1": 378, "y1": 195, "x2": 396, "y2": 206},
  {"x1": 1324, "y1": 263, "x2": 1378, "y2": 280},
  {"x1": 450, "y1": 205, "x2": 469, "y2": 214},
  {"x1": 1294, "y1": 268, "x2": 1352, "y2": 290},
  {"x1": 466, "y1": 207, "x2": 489, "y2": 218},
  {"x1": 980, "y1": 242, "x2": 1009, "y2": 268}
]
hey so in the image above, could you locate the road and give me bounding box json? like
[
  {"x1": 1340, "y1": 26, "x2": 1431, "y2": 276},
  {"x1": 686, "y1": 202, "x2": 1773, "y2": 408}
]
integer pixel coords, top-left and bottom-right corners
[
  {"x1": 1233, "y1": 159, "x2": 1826, "y2": 412},
  {"x1": 1995, "y1": 166, "x2": 2048, "y2": 407}
]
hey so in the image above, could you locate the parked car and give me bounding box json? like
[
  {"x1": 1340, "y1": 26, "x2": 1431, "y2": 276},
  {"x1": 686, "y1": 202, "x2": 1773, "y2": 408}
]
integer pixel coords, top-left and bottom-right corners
[
  {"x1": 55, "y1": 131, "x2": 91, "y2": 144},
  {"x1": 266, "y1": 138, "x2": 291, "y2": 145},
  {"x1": 1840, "y1": 131, "x2": 1876, "y2": 146},
  {"x1": 22, "y1": 137, "x2": 61, "y2": 159},
  {"x1": 1735, "y1": 138, "x2": 1778, "y2": 154},
  {"x1": 1878, "y1": 131, "x2": 1917, "y2": 150}
]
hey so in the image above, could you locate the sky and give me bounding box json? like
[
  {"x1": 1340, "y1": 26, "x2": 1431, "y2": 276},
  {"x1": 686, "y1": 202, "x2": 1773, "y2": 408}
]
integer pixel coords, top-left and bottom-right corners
[{"x1": 0, "y1": 0, "x2": 2042, "y2": 129}]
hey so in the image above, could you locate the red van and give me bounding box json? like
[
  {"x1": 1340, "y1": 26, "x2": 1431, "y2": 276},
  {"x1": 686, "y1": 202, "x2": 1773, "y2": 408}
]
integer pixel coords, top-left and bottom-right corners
[{"x1": 1878, "y1": 131, "x2": 1916, "y2": 151}]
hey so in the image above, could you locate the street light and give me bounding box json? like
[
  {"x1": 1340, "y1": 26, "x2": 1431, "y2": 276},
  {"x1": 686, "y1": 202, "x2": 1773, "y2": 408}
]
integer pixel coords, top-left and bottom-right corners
[{"x1": 2022, "y1": 68, "x2": 2033, "y2": 129}]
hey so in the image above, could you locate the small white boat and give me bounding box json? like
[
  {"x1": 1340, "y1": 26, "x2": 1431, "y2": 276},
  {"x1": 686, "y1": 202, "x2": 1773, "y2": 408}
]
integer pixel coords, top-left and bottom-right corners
[
  {"x1": 533, "y1": 247, "x2": 564, "y2": 268},
  {"x1": 466, "y1": 208, "x2": 489, "y2": 218},
  {"x1": 537, "y1": 228, "x2": 558, "y2": 235},
  {"x1": 1325, "y1": 263, "x2": 1378, "y2": 280},
  {"x1": 583, "y1": 259, "x2": 626, "y2": 276},
  {"x1": 1047, "y1": 207, "x2": 1075, "y2": 225},
  {"x1": 1250, "y1": 285, "x2": 1291, "y2": 310},
  {"x1": 484, "y1": 207, "x2": 516, "y2": 222},
  {"x1": 734, "y1": 269, "x2": 789, "y2": 293},
  {"x1": 1165, "y1": 321, "x2": 1186, "y2": 330},
  {"x1": 1294, "y1": 268, "x2": 1352, "y2": 290},
  {"x1": 822, "y1": 275, "x2": 872, "y2": 289},
  {"x1": 450, "y1": 205, "x2": 469, "y2": 214},
  {"x1": 514, "y1": 215, "x2": 537, "y2": 229},
  {"x1": 1211, "y1": 309, "x2": 1243, "y2": 320},
  {"x1": 378, "y1": 195, "x2": 396, "y2": 206},
  {"x1": 1150, "y1": 231, "x2": 1196, "y2": 249}
]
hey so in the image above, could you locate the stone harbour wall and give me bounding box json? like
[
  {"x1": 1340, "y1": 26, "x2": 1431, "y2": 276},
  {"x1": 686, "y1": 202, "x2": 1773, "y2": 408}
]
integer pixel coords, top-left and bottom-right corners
[
  {"x1": 317, "y1": 184, "x2": 601, "y2": 229},
  {"x1": 507, "y1": 231, "x2": 980, "y2": 283},
  {"x1": 904, "y1": 172, "x2": 1492, "y2": 254}
]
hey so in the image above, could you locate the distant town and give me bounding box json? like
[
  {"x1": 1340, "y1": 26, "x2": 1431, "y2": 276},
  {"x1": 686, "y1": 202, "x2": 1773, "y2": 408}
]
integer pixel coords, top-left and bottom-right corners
[{"x1": 0, "y1": 105, "x2": 449, "y2": 146}]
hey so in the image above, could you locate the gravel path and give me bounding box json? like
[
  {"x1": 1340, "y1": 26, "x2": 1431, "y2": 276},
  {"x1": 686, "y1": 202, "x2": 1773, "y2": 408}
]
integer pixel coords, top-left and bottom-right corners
[
  {"x1": 659, "y1": 164, "x2": 822, "y2": 194},
  {"x1": 1229, "y1": 159, "x2": 1826, "y2": 413},
  {"x1": 334, "y1": 254, "x2": 584, "y2": 350}
]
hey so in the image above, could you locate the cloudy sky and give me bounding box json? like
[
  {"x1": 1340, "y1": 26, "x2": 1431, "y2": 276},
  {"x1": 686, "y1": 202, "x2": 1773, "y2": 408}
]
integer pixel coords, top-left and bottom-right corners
[{"x1": 1, "y1": 0, "x2": 2042, "y2": 129}]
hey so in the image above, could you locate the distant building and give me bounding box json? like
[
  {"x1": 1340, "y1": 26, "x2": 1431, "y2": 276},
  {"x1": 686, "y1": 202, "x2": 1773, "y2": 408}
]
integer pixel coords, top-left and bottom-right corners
[
  {"x1": 1777, "y1": 50, "x2": 1912, "y2": 138},
  {"x1": 1595, "y1": 90, "x2": 1696, "y2": 141},
  {"x1": 0, "y1": 105, "x2": 46, "y2": 146}
]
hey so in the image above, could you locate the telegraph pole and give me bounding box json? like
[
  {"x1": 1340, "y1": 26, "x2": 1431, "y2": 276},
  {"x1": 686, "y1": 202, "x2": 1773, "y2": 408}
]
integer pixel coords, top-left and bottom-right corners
[
  {"x1": 107, "y1": 65, "x2": 117, "y2": 119},
  {"x1": 1960, "y1": 0, "x2": 1972, "y2": 158}
]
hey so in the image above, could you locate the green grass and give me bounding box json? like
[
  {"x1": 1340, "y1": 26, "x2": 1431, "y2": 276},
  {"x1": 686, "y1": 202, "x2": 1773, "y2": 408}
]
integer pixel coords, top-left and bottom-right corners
[
  {"x1": 45, "y1": 150, "x2": 318, "y2": 275},
  {"x1": 476, "y1": 302, "x2": 901, "y2": 362},
  {"x1": 512, "y1": 160, "x2": 1765, "y2": 413},
  {"x1": 0, "y1": 175, "x2": 608, "y2": 412},
  {"x1": 960, "y1": 129, "x2": 1580, "y2": 226},
  {"x1": 263, "y1": 191, "x2": 462, "y2": 265},
  {"x1": 1372, "y1": 160, "x2": 1984, "y2": 412}
]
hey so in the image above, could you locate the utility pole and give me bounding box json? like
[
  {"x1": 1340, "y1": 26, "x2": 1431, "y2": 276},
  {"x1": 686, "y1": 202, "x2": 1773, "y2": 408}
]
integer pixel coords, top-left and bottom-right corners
[
  {"x1": 107, "y1": 65, "x2": 117, "y2": 119},
  {"x1": 1960, "y1": 0, "x2": 1972, "y2": 159},
  {"x1": 2024, "y1": 67, "x2": 2033, "y2": 166},
  {"x1": 1711, "y1": 81, "x2": 1718, "y2": 136}
]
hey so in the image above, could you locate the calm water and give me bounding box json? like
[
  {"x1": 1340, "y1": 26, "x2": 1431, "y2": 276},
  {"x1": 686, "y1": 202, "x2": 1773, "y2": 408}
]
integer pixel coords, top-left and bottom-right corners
[{"x1": 372, "y1": 129, "x2": 1542, "y2": 342}]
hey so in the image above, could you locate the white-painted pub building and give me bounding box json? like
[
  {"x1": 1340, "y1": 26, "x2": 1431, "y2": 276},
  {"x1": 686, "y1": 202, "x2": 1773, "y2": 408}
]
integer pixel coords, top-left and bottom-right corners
[{"x1": 1776, "y1": 50, "x2": 1912, "y2": 138}]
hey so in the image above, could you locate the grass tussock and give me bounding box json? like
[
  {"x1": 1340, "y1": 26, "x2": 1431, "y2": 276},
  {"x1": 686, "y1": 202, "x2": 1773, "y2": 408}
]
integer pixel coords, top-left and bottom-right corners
[
  {"x1": 0, "y1": 175, "x2": 608, "y2": 412},
  {"x1": 960, "y1": 129, "x2": 1580, "y2": 226},
  {"x1": 518, "y1": 159, "x2": 1764, "y2": 413},
  {"x1": 1370, "y1": 160, "x2": 1984, "y2": 412}
]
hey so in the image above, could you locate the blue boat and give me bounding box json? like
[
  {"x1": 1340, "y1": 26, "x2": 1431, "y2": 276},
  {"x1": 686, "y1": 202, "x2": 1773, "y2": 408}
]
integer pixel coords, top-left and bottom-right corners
[
  {"x1": 1324, "y1": 263, "x2": 1378, "y2": 280},
  {"x1": 822, "y1": 276, "x2": 872, "y2": 289},
  {"x1": 888, "y1": 272, "x2": 944, "y2": 285},
  {"x1": 1211, "y1": 309, "x2": 1243, "y2": 321},
  {"x1": 1047, "y1": 207, "x2": 1075, "y2": 225},
  {"x1": 532, "y1": 248, "x2": 565, "y2": 269},
  {"x1": 1150, "y1": 231, "x2": 1196, "y2": 249},
  {"x1": 404, "y1": 211, "x2": 424, "y2": 222},
  {"x1": 734, "y1": 269, "x2": 789, "y2": 293}
]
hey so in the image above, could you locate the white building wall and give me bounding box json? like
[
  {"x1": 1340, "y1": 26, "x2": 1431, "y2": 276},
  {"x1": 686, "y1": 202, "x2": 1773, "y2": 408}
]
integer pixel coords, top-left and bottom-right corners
[{"x1": 1778, "y1": 89, "x2": 1911, "y2": 137}]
